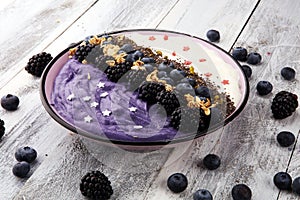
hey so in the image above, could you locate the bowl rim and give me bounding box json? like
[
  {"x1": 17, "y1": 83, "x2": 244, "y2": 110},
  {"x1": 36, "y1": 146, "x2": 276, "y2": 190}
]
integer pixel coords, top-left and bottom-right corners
[{"x1": 40, "y1": 28, "x2": 250, "y2": 146}]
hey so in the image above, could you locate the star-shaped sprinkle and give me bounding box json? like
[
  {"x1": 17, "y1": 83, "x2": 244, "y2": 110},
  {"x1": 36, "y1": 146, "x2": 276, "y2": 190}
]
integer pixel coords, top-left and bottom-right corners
[
  {"x1": 221, "y1": 80, "x2": 229, "y2": 85},
  {"x1": 204, "y1": 72, "x2": 212, "y2": 77},
  {"x1": 100, "y1": 92, "x2": 109, "y2": 98},
  {"x1": 183, "y1": 46, "x2": 190, "y2": 51},
  {"x1": 199, "y1": 58, "x2": 207, "y2": 62},
  {"x1": 84, "y1": 115, "x2": 93, "y2": 123},
  {"x1": 133, "y1": 125, "x2": 143, "y2": 129},
  {"x1": 102, "y1": 109, "x2": 112, "y2": 117},
  {"x1": 163, "y1": 35, "x2": 169, "y2": 40},
  {"x1": 128, "y1": 106, "x2": 137, "y2": 112},
  {"x1": 97, "y1": 82, "x2": 105, "y2": 88},
  {"x1": 83, "y1": 96, "x2": 91, "y2": 102},
  {"x1": 67, "y1": 93, "x2": 75, "y2": 101},
  {"x1": 90, "y1": 101, "x2": 99, "y2": 108},
  {"x1": 149, "y1": 36, "x2": 156, "y2": 41}
]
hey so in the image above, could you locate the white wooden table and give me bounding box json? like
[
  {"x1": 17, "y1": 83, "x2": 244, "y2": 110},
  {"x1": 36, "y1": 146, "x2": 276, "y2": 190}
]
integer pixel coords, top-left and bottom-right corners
[{"x1": 1, "y1": 0, "x2": 300, "y2": 199}]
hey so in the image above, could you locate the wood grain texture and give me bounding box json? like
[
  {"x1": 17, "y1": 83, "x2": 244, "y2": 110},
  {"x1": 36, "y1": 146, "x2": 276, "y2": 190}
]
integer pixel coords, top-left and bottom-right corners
[
  {"x1": 3, "y1": 0, "x2": 300, "y2": 199},
  {"x1": 0, "y1": 0, "x2": 97, "y2": 90}
]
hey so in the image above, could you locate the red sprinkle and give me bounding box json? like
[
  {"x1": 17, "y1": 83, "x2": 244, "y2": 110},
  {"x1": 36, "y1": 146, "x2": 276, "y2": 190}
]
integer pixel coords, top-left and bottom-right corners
[
  {"x1": 172, "y1": 51, "x2": 176, "y2": 56},
  {"x1": 267, "y1": 52, "x2": 271, "y2": 55},
  {"x1": 149, "y1": 36, "x2": 156, "y2": 41},
  {"x1": 184, "y1": 60, "x2": 192, "y2": 65},
  {"x1": 204, "y1": 72, "x2": 212, "y2": 77},
  {"x1": 183, "y1": 46, "x2": 190, "y2": 51},
  {"x1": 221, "y1": 80, "x2": 229, "y2": 85},
  {"x1": 199, "y1": 58, "x2": 207, "y2": 62},
  {"x1": 163, "y1": 35, "x2": 168, "y2": 40}
]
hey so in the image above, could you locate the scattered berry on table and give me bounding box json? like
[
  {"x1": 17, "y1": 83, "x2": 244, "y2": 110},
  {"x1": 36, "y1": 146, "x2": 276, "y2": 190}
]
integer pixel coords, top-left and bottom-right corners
[
  {"x1": 203, "y1": 154, "x2": 221, "y2": 170},
  {"x1": 193, "y1": 189, "x2": 213, "y2": 200},
  {"x1": 273, "y1": 172, "x2": 292, "y2": 190},
  {"x1": 25, "y1": 52, "x2": 53, "y2": 77},
  {"x1": 167, "y1": 173, "x2": 188, "y2": 193},
  {"x1": 277, "y1": 131, "x2": 295, "y2": 147},
  {"x1": 271, "y1": 91, "x2": 298, "y2": 119},
  {"x1": 231, "y1": 184, "x2": 252, "y2": 200},
  {"x1": 241, "y1": 65, "x2": 252, "y2": 78},
  {"x1": 15, "y1": 146, "x2": 37, "y2": 163},
  {"x1": 1, "y1": 94, "x2": 20, "y2": 111},
  {"x1": 256, "y1": 81, "x2": 273, "y2": 95},
  {"x1": 80, "y1": 170, "x2": 113, "y2": 199},
  {"x1": 0, "y1": 119, "x2": 5, "y2": 139},
  {"x1": 232, "y1": 47, "x2": 248, "y2": 62},
  {"x1": 12, "y1": 161, "x2": 30, "y2": 178},
  {"x1": 281, "y1": 67, "x2": 296, "y2": 80},
  {"x1": 293, "y1": 177, "x2": 300, "y2": 195},
  {"x1": 206, "y1": 30, "x2": 220, "y2": 42},
  {"x1": 247, "y1": 52, "x2": 262, "y2": 65}
]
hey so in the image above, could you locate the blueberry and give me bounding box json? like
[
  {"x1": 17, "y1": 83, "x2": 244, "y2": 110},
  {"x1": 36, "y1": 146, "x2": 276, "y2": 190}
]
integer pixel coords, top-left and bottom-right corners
[
  {"x1": 203, "y1": 154, "x2": 221, "y2": 170},
  {"x1": 247, "y1": 52, "x2": 262, "y2": 65},
  {"x1": 273, "y1": 172, "x2": 292, "y2": 190},
  {"x1": 209, "y1": 107, "x2": 224, "y2": 126},
  {"x1": 120, "y1": 44, "x2": 134, "y2": 53},
  {"x1": 1, "y1": 94, "x2": 20, "y2": 111},
  {"x1": 256, "y1": 81, "x2": 273, "y2": 95},
  {"x1": 143, "y1": 64, "x2": 155, "y2": 72},
  {"x1": 160, "y1": 77, "x2": 175, "y2": 85},
  {"x1": 158, "y1": 62, "x2": 172, "y2": 73},
  {"x1": 158, "y1": 71, "x2": 168, "y2": 78},
  {"x1": 277, "y1": 131, "x2": 295, "y2": 147},
  {"x1": 175, "y1": 83, "x2": 195, "y2": 95},
  {"x1": 292, "y1": 177, "x2": 300, "y2": 195},
  {"x1": 12, "y1": 161, "x2": 30, "y2": 178},
  {"x1": 186, "y1": 78, "x2": 196, "y2": 87},
  {"x1": 206, "y1": 30, "x2": 220, "y2": 42},
  {"x1": 15, "y1": 146, "x2": 37, "y2": 163},
  {"x1": 141, "y1": 57, "x2": 155, "y2": 64},
  {"x1": 241, "y1": 65, "x2": 252, "y2": 78},
  {"x1": 193, "y1": 189, "x2": 213, "y2": 200},
  {"x1": 126, "y1": 54, "x2": 135, "y2": 63},
  {"x1": 195, "y1": 86, "x2": 210, "y2": 98},
  {"x1": 281, "y1": 67, "x2": 296, "y2": 80},
  {"x1": 167, "y1": 173, "x2": 188, "y2": 193},
  {"x1": 168, "y1": 62, "x2": 176, "y2": 69},
  {"x1": 231, "y1": 184, "x2": 252, "y2": 200},
  {"x1": 232, "y1": 47, "x2": 248, "y2": 62},
  {"x1": 170, "y1": 69, "x2": 186, "y2": 82},
  {"x1": 132, "y1": 50, "x2": 144, "y2": 60}
]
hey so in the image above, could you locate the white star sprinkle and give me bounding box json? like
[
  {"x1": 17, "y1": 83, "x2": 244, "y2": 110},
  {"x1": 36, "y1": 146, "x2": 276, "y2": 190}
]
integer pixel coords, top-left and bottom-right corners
[
  {"x1": 82, "y1": 96, "x2": 91, "y2": 102},
  {"x1": 67, "y1": 93, "x2": 75, "y2": 101},
  {"x1": 100, "y1": 92, "x2": 109, "y2": 98},
  {"x1": 102, "y1": 109, "x2": 112, "y2": 117},
  {"x1": 97, "y1": 82, "x2": 105, "y2": 88},
  {"x1": 84, "y1": 115, "x2": 93, "y2": 123},
  {"x1": 133, "y1": 125, "x2": 143, "y2": 129},
  {"x1": 128, "y1": 106, "x2": 137, "y2": 112},
  {"x1": 90, "y1": 101, "x2": 99, "y2": 108}
]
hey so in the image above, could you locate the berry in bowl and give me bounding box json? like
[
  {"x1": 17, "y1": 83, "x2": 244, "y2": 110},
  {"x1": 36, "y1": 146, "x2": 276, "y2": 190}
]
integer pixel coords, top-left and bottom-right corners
[{"x1": 40, "y1": 29, "x2": 249, "y2": 152}]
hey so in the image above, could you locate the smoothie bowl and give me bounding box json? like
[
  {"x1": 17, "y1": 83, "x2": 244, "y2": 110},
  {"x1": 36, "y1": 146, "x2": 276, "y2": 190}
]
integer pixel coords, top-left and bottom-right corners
[{"x1": 40, "y1": 29, "x2": 249, "y2": 152}]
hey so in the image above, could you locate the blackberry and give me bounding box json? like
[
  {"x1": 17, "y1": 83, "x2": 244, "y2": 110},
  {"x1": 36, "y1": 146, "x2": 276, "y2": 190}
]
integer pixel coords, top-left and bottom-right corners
[
  {"x1": 271, "y1": 91, "x2": 298, "y2": 119},
  {"x1": 25, "y1": 52, "x2": 53, "y2": 77},
  {"x1": 170, "y1": 107, "x2": 208, "y2": 134},
  {"x1": 138, "y1": 82, "x2": 166, "y2": 104},
  {"x1": 0, "y1": 119, "x2": 5, "y2": 139},
  {"x1": 125, "y1": 69, "x2": 149, "y2": 90},
  {"x1": 74, "y1": 43, "x2": 95, "y2": 63},
  {"x1": 156, "y1": 91, "x2": 180, "y2": 115},
  {"x1": 105, "y1": 61, "x2": 132, "y2": 82},
  {"x1": 80, "y1": 171, "x2": 113, "y2": 200}
]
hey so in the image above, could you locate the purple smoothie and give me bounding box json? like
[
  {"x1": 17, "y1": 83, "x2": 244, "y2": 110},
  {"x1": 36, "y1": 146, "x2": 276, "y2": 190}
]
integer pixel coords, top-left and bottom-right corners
[{"x1": 51, "y1": 58, "x2": 179, "y2": 142}]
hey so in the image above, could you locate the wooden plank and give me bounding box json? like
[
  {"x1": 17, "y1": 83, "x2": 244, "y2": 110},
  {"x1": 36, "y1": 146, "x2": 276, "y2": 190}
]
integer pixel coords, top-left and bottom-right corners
[
  {"x1": 0, "y1": 0, "x2": 98, "y2": 90},
  {"x1": 143, "y1": 0, "x2": 300, "y2": 199}
]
